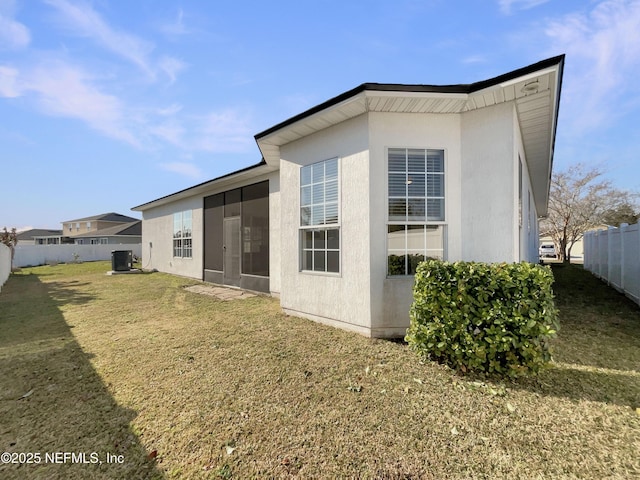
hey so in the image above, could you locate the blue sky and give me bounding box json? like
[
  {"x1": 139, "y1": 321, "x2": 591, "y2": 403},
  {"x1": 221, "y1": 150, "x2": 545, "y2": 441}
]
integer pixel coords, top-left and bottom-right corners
[{"x1": 1, "y1": 0, "x2": 639, "y2": 230}]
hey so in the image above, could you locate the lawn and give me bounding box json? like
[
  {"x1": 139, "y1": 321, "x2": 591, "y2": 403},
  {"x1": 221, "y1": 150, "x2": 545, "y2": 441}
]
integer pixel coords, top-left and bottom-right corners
[{"x1": 0, "y1": 262, "x2": 638, "y2": 479}]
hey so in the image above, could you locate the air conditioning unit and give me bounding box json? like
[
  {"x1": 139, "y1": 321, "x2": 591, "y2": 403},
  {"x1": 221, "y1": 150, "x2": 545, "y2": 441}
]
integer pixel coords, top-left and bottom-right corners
[{"x1": 111, "y1": 250, "x2": 132, "y2": 272}]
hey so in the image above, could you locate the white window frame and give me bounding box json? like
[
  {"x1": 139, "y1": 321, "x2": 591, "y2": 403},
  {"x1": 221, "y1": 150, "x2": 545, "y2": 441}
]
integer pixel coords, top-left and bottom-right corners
[
  {"x1": 173, "y1": 210, "x2": 193, "y2": 258},
  {"x1": 386, "y1": 147, "x2": 447, "y2": 277},
  {"x1": 100, "y1": 238, "x2": 109, "y2": 245},
  {"x1": 299, "y1": 158, "x2": 340, "y2": 274}
]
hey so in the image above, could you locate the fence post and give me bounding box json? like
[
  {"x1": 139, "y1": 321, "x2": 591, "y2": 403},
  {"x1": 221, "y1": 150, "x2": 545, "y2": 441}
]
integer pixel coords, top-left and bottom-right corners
[
  {"x1": 620, "y1": 223, "x2": 628, "y2": 292},
  {"x1": 607, "y1": 226, "x2": 615, "y2": 284},
  {"x1": 584, "y1": 232, "x2": 591, "y2": 271}
]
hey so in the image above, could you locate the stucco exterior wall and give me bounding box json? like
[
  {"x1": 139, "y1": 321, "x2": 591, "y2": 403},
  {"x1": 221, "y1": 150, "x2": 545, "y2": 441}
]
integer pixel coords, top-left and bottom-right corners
[
  {"x1": 140, "y1": 170, "x2": 280, "y2": 287},
  {"x1": 367, "y1": 112, "x2": 463, "y2": 336},
  {"x1": 461, "y1": 102, "x2": 516, "y2": 263},
  {"x1": 514, "y1": 113, "x2": 540, "y2": 263},
  {"x1": 279, "y1": 115, "x2": 372, "y2": 335},
  {"x1": 141, "y1": 195, "x2": 203, "y2": 279},
  {"x1": 269, "y1": 173, "x2": 282, "y2": 295}
]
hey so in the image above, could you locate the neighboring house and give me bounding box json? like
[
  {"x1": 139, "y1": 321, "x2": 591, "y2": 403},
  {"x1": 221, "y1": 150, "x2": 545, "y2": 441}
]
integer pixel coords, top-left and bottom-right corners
[
  {"x1": 133, "y1": 55, "x2": 564, "y2": 338},
  {"x1": 71, "y1": 221, "x2": 142, "y2": 245},
  {"x1": 61, "y1": 212, "x2": 140, "y2": 237},
  {"x1": 17, "y1": 229, "x2": 66, "y2": 245}
]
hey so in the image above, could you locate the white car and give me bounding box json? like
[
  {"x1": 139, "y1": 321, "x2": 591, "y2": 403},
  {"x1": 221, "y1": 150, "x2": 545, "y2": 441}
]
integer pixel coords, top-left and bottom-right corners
[{"x1": 539, "y1": 244, "x2": 556, "y2": 258}]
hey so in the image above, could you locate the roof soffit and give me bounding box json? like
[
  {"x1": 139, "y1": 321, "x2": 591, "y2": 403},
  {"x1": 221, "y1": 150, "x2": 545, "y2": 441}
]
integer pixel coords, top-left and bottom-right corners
[{"x1": 255, "y1": 59, "x2": 563, "y2": 217}]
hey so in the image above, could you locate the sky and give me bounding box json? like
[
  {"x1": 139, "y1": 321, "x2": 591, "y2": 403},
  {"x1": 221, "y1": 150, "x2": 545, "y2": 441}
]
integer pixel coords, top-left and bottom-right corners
[{"x1": 1, "y1": 0, "x2": 639, "y2": 230}]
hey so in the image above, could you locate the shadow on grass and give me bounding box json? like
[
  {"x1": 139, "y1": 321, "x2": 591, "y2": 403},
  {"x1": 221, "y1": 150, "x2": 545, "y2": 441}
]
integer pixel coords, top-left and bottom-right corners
[
  {"x1": 512, "y1": 362, "x2": 639, "y2": 408},
  {"x1": 512, "y1": 264, "x2": 640, "y2": 408},
  {"x1": 0, "y1": 272, "x2": 163, "y2": 479}
]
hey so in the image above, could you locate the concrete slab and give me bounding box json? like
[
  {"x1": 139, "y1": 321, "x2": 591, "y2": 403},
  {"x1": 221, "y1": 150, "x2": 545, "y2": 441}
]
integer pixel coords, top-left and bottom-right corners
[
  {"x1": 184, "y1": 284, "x2": 257, "y2": 301},
  {"x1": 106, "y1": 269, "x2": 143, "y2": 275}
]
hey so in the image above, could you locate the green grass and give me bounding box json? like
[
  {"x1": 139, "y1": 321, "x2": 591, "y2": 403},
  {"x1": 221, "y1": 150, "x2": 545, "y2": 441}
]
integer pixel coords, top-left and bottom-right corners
[{"x1": 0, "y1": 261, "x2": 638, "y2": 479}]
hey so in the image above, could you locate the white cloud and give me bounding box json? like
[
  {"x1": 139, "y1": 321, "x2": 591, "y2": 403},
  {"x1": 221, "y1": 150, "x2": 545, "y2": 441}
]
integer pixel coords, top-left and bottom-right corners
[
  {"x1": 461, "y1": 55, "x2": 486, "y2": 64},
  {"x1": 545, "y1": 0, "x2": 640, "y2": 131},
  {"x1": 160, "y1": 161, "x2": 203, "y2": 179},
  {"x1": 195, "y1": 109, "x2": 254, "y2": 153},
  {"x1": 158, "y1": 56, "x2": 187, "y2": 85},
  {"x1": 499, "y1": 0, "x2": 550, "y2": 15},
  {"x1": 0, "y1": 65, "x2": 20, "y2": 97},
  {"x1": 44, "y1": 0, "x2": 155, "y2": 76},
  {"x1": 156, "y1": 103, "x2": 183, "y2": 116},
  {"x1": 160, "y1": 8, "x2": 189, "y2": 36},
  {"x1": 4, "y1": 59, "x2": 139, "y2": 146},
  {"x1": 149, "y1": 120, "x2": 185, "y2": 146},
  {"x1": 0, "y1": 9, "x2": 30, "y2": 49},
  {"x1": 2, "y1": 57, "x2": 255, "y2": 154}
]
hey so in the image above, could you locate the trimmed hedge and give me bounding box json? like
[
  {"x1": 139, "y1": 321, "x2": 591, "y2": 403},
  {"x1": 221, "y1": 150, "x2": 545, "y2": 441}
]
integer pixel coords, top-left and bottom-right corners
[{"x1": 406, "y1": 260, "x2": 559, "y2": 378}]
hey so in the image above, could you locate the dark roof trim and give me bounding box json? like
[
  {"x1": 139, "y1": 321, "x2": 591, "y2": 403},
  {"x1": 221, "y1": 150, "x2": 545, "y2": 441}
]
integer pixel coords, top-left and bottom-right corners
[
  {"x1": 255, "y1": 55, "x2": 565, "y2": 140},
  {"x1": 131, "y1": 159, "x2": 267, "y2": 210},
  {"x1": 71, "y1": 221, "x2": 141, "y2": 238},
  {"x1": 64, "y1": 212, "x2": 140, "y2": 223}
]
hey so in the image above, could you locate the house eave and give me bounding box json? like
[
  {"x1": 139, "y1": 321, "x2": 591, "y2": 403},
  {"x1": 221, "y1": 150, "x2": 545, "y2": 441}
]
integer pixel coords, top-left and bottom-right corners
[
  {"x1": 131, "y1": 160, "x2": 276, "y2": 212},
  {"x1": 255, "y1": 55, "x2": 564, "y2": 215}
]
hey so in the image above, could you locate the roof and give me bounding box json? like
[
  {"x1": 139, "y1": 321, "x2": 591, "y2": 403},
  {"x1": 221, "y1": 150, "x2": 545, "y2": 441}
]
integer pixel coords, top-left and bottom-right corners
[
  {"x1": 17, "y1": 228, "x2": 63, "y2": 240},
  {"x1": 71, "y1": 221, "x2": 141, "y2": 238},
  {"x1": 132, "y1": 159, "x2": 275, "y2": 211},
  {"x1": 63, "y1": 212, "x2": 140, "y2": 223},
  {"x1": 133, "y1": 55, "x2": 564, "y2": 216},
  {"x1": 255, "y1": 55, "x2": 564, "y2": 216}
]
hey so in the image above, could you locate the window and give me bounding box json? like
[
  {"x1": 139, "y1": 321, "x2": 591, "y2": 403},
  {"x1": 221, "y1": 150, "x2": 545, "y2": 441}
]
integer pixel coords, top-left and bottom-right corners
[
  {"x1": 300, "y1": 158, "x2": 339, "y2": 273},
  {"x1": 173, "y1": 210, "x2": 192, "y2": 258},
  {"x1": 76, "y1": 222, "x2": 80, "y2": 231},
  {"x1": 76, "y1": 239, "x2": 84, "y2": 245},
  {"x1": 87, "y1": 221, "x2": 91, "y2": 229},
  {"x1": 90, "y1": 239, "x2": 99, "y2": 245},
  {"x1": 387, "y1": 148, "x2": 445, "y2": 275},
  {"x1": 100, "y1": 238, "x2": 108, "y2": 245}
]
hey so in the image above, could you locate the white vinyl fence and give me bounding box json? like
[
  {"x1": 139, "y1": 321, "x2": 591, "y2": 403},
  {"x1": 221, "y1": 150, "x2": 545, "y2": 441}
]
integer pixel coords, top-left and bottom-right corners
[
  {"x1": 13, "y1": 244, "x2": 142, "y2": 269},
  {"x1": 0, "y1": 243, "x2": 11, "y2": 292},
  {"x1": 584, "y1": 223, "x2": 640, "y2": 306}
]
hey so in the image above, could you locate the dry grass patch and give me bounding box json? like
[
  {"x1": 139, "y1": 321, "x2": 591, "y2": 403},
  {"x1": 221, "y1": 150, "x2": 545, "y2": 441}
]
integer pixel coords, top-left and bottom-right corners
[{"x1": 0, "y1": 261, "x2": 639, "y2": 478}]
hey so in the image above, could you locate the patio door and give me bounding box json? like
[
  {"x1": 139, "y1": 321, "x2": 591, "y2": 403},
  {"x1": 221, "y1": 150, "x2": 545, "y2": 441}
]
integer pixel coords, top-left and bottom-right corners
[{"x1": 223, "y1": 217, "x2": 241, "y2": 287}]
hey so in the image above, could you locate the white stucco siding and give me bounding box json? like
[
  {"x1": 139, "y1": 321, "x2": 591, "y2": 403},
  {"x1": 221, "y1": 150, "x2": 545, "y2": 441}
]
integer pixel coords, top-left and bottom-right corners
[
  {"x1": 141, "y1": 195, "x2": 203, "y2": 279},
  {"x1": 139, "y1": 170, "x2": 279, "y2": 284},
  {"x1": 514, "y1": 115, "x2": 539, "y2": 263},
  {"x1": 367, "y1": 112, "x2": 462, "y2": 336},
  {"x1": 461, "y1": 102, "x2": 516, "y2": 263},
  {"x1": 278, "y1": 115, "x2": 373, "y2": 334},
  {"x1": 269, "y1": 172, "x2": 281, "y2": 295}
]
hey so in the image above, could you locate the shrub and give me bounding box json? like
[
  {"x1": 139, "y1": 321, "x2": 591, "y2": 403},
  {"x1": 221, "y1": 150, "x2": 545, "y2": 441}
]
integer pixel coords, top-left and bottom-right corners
[{"x1": 406, "y1": 260, "x2": 559, "y2": 378}]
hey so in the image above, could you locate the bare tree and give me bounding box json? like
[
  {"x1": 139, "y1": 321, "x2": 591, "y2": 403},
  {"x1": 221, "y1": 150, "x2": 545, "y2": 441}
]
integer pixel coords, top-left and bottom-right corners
[{"x1": 540, "y1": 164, "x2": 636, "y2": 263}]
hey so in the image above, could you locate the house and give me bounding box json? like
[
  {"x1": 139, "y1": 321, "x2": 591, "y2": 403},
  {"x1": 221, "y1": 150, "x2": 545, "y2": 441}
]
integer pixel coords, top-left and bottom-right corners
[
  {"x1": 61, "y1": 212, "x2": 140, "y2": 238},
  {"x1": 17, "y1": 229, "x2": 65, "y2": 245},
  {"x1": 133, "y1": 55, "x2": 564, "y2": 338},
  {"x1": 71, "y1": 221, "x2": 142, "y2": 245}
]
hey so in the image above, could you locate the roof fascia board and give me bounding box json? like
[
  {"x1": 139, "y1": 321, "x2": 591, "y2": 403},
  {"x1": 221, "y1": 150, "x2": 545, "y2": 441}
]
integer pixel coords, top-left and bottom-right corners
[
  {"x1": 132, "y1": 161, "x2": 273, "y2": 211},
  {"x1": 255, "y1": 55, "x2": 565, "y2": 142}
]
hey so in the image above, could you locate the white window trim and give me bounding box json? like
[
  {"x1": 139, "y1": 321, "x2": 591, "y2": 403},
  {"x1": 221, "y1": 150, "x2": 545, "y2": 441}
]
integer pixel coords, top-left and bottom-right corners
[
  {"x1": 386, "y1": 146, "x2": 448, "y2": 277},
  {"x1": 173, "y1": 210, "x2": 193, "y2": 259},
  {"x1": 299, "y1": 157, "x2": 341, "y2": 275}
]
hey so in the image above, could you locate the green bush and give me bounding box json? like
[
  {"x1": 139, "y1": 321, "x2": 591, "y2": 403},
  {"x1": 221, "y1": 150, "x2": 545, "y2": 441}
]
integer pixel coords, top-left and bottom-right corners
[{"x1": 406, "y1": 260, "x2": 559, "y2": 378}]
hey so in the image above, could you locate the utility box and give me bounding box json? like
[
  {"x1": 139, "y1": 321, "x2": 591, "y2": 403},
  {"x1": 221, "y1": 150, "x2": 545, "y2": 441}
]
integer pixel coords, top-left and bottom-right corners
[{"x1": 112, "y1": 250, "x2": 132, "y2": 272}]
